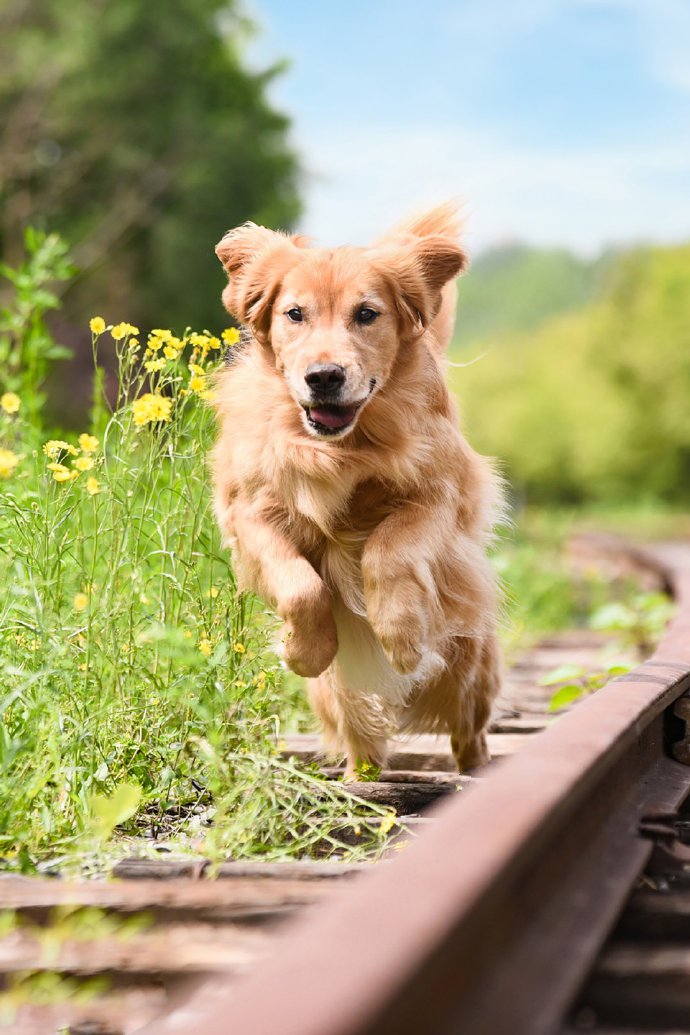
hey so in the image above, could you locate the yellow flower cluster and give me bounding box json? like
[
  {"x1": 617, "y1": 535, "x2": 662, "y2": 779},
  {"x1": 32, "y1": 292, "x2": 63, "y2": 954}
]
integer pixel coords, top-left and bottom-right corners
[
  {"x1": 42, "y1": 436, "x2": 101, "y2": 490},
  {"x1": 144, "y1": 357, "x2": 166, "y2": 373},
  {"x1": 111, "y1": 322, "x2": 139, "y2": 341},
  {"x1": 43, "y1": 440, "x2": 78, "y2": 459},
  {"x1": 188, "y1": 331, "x2": 222, "y2": 357},
  {"x1": 1, "y1": 392, "x2": 20, "y2": 415},
  {"x1": 148, "y1": 328, "x2": 181, "y2": 353},
  {"x1": 92, "y1": 317, "x2": 229, "y2": 410},
  {"x1": 132, "y1": 392, "x2": 173, "y2": 426},
  {"x1": 47, "y1": 462, "x2": 78, "y2": 483},
  {"x1": 0, "y1": 448, "x2": 20, "y2": 478}
]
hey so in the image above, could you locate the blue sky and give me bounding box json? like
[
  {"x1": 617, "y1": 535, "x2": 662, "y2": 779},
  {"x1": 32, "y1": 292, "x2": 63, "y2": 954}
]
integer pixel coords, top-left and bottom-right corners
[{"x1": 245, "y1": 0, "x2": 690, "y2": 256}]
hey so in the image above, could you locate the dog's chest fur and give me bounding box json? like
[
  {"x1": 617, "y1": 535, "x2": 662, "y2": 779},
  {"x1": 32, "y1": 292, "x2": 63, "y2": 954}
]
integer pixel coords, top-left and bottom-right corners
[{"x1": 284, "y1": 473, "x2": 400, "y2": 618}]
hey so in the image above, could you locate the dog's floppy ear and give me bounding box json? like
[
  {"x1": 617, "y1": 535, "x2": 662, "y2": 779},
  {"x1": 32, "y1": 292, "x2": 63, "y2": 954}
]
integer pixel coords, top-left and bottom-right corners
[
  {"x1": 381, "y1": 235, "x2": 468, "y2": 335},
  {"x1": 215, "y1": 223, "x2": 303, "y2": 339}
]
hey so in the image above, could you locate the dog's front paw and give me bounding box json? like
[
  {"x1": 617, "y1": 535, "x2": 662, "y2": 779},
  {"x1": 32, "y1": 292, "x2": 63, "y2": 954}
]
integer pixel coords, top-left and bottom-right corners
[
  {"x1": 379, "y1": 631, "x2": 423, "y2": 676},
  {"x1": 281, "y1": 618, "x2": 338, "y2": 677},
  {"x1": 280, "y1": 586, "x2": 338, "y2": 677}
]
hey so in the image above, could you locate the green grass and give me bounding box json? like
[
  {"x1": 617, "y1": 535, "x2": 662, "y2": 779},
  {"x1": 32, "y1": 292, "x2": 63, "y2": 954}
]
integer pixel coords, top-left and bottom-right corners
[
  {"x1": 0, "y1": 319, "x2": 396, "y2": 875},
  {"x1": 0, "y1": 235, "x2": 673, "y2": 875},
  {"x1": 490, "y1": 506, "x2": 676, "y2": 657}
]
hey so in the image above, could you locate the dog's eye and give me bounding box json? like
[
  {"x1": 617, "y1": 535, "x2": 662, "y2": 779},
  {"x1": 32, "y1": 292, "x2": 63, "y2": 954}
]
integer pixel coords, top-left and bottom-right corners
[
  {"x1": 355, "y1": 306, "x2": 378, "y2": 325},
  {"x1": 286, "y1": 307, "x2": 303, "y2": 323}
]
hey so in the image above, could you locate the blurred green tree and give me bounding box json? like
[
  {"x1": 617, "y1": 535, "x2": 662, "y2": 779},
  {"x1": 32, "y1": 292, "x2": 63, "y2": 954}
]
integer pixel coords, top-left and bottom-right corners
[
  {"x1": 0, "y1": 0, "x2": 301, "y2": 332},
  {"x1": 453, "y1": 244, "x2": 614, "y2": 347},
  {"x1": 452, "y1": 243, "x2": 690, "y2": 505}
]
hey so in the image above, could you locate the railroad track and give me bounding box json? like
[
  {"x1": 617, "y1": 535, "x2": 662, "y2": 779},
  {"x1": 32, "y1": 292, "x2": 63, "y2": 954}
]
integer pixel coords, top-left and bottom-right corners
[{"x1": 1, "y1": 536, "x2": 689, "y2": 1034}]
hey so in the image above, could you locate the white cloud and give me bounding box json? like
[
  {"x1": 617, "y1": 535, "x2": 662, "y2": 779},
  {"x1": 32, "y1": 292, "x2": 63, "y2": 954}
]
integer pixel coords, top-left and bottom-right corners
[
  {"x1": 250, "y1": 0, "x2": 690, "y2": 253},
  {"x1": 294, "y1": 121, "x2": 690, "y2": 255}
]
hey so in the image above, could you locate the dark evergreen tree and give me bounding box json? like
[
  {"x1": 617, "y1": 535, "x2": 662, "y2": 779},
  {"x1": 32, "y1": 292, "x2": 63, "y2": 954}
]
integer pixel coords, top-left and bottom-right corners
[{"x1": 0, "y1": 0, "x2": 301, "y2": 331}]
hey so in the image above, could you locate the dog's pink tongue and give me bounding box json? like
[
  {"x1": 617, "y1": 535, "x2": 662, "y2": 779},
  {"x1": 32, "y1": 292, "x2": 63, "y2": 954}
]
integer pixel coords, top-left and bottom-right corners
[{"x1": 310, "y1": 405, "x2": 357, "y2": 429}]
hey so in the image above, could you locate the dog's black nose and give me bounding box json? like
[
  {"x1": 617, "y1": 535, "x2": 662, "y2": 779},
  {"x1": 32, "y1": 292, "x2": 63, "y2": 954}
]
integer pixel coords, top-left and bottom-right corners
[{"x1": 305, "y1": 363, "x2": 346, "y2": 393}]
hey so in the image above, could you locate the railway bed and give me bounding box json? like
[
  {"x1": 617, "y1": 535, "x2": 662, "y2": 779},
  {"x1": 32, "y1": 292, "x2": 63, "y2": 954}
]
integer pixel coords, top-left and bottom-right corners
[{"x1": 1, "y1": 538, "x2": 689, "y2": 1034}]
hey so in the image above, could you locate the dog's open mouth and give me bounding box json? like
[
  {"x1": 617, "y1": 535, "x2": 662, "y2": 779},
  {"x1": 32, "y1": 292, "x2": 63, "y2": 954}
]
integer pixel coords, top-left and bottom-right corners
[{"x1": 304, "y1": 402, "x2": 362, "y2": 435}]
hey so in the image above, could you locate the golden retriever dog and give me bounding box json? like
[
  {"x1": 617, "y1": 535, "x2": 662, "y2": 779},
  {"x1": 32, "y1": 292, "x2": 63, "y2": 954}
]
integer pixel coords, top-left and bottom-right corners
[{"x1": 212, "y1": 204, "x2": 503, "y2": 774}]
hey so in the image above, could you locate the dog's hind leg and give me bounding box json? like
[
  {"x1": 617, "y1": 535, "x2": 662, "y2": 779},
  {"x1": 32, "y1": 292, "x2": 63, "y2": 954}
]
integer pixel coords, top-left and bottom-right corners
[
  {"x1": 308, "y1": 669, "x2": 390, "y2": 777},
  {"x1": 450, "y1": 632, "x2": 501, "y2": 772},
  {"x1": 405, "y1": 632, "x2": 500, "y2": 772},
  {"x1": 307, "y1": 673, "x2": 341, "y2": 758}
]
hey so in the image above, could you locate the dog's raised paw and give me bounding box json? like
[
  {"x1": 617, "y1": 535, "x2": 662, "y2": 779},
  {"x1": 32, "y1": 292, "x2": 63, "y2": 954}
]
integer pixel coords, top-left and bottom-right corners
[
  {"x1": 281, "y1": 620, "x2": 338, "y2": 678},
  {"x1": 380, "y1": 635, "x2": 423, "y2": 676}
]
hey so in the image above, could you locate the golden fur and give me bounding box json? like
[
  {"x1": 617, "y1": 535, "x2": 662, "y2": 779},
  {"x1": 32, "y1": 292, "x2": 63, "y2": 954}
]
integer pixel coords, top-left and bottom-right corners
[{"x1": 212, "y1": 204, "x2": 503, "y2": 773}]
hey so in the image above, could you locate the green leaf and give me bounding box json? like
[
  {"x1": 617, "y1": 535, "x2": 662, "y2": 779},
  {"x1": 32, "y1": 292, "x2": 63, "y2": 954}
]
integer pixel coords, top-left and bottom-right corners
[
  {"x1": 605, "y1": 663, "x2": 632, "y2": 676},
  {"x1": 548, "y1": 684, "x2": 585, "y2": 712},
  {"x1": 589, "y1": 603, "x2": 635, "y2": 631},
  {"x1": 88, "y1": 783, "x2": 142, "y2": 841}
]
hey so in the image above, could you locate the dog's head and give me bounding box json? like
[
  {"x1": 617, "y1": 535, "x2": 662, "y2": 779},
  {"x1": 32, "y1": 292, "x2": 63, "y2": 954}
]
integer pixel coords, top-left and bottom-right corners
[{"x1": 215, "y1": 220, "x2": 466, "y2": 440}]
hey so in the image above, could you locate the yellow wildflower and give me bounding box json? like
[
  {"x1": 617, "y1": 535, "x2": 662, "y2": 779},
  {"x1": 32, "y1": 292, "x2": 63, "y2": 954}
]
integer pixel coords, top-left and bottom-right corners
[
  {"x1": 0, "y1": 448, "x2": 19, "y2": 478},
  {"x1": 163, "y1": 345, "x2": 180, "y2": 360},
  {"x1": 147, "y1": 329, "x2": 174, "y2": 351},
  {"x1": 47, "y1": 462, "x2": 73, "y2": 483},
  {"x1": 1, "y1": 392, "x2": 20, "y2": 414},
  {"x1": 43, "y1": 440, "x2": 78, "y2": 459},
  {"x1": 198, "y1": 638, "x2": 212, "y2": 657},
  {"x1": 379, "y1": 814, "x2": 397, "y2": 836},
  {"x1": 222, "y1": 327, "x2": 240, "y2": 346},
  {"x1": 189, "y1": 373, "x2": 206, "y2": 394},
  {"x1": 208, "y1": 586, "x2": 219, "y2": 599},
  {"x1": 73, "y1": 592, "x2": 89, "y2": 612},
  {"x1": 78, "y1": 433, "x2": 99, "y2": 453},
  {"x1": 111, "y1": 321, "x2": 139, "y2": 340},
  {"x1": 188, "y1": 332, "x2": 210, "y2": 348},
  {"x1": 89, "y1": 316, "x2": 106, "y2": 335},
  {"x1": 128, "y1": 338, "x2": 140, "y2": 352},
  {"x1": 209, "y1": 336, "x2": 221, "y2": 350},
  {"x1": 131, "y1": 392, "x2": 173, "y2": 426},
  {"x1": 85, "y1": 476, "x2": 101, "y2": 496},
  {"x1": 233, "y1": 642, "x2": 246, "y2": 654},
  {"x1": 188, "y1": 363, "x2": 205, "y2": 376},
  {"x1": 74, "y1": 456, "x2": 95, "y2": 471},
  {"x1": 144, "y1": 358, "x2": 166, "y2": 373}
]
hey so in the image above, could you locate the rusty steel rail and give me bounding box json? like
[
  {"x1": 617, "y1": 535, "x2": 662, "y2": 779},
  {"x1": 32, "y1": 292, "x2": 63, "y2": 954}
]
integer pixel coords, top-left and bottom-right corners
[{"x1": 142, "y1": 543, "x2": 690, "y2": 1035}]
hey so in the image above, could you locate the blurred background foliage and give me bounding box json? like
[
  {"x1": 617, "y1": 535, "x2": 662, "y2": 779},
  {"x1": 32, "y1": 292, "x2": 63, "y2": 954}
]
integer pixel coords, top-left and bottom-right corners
[
  {"x1": 1, "y1": 0, "x2": 688, "y2": 506},
  {"x1": 0, "y1": 0, "x2": 301, "y2": 419},
  {"x1": 452, "y1": 242, "x2": 690, "y2": 507}
]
